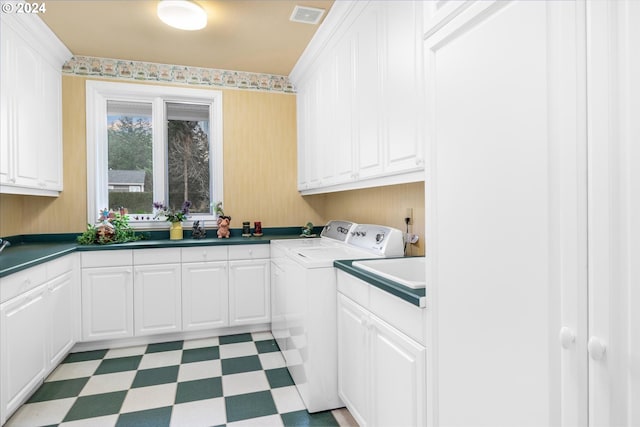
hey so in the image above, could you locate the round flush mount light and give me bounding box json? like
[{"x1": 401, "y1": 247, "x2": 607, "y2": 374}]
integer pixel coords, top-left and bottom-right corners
[{"x1": 157, "y1": 0, "x2": 207, "y2": 31}]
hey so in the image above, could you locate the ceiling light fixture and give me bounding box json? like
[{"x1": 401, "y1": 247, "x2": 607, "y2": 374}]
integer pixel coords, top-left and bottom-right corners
[{"x1": 157, "y1": 0, "x2": 207, "y2": 31}]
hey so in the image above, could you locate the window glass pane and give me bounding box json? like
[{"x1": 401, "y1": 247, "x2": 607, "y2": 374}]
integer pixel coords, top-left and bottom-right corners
[
  {"x1": 107, "y1": 101, "x2": 153, "y2": 215},
  {"x1": 166, "y1": 102, "x2": 211, "y2": 215}
]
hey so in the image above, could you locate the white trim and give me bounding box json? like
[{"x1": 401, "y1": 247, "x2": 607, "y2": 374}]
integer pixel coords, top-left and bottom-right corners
[
  {"x1": 86, "y1": 80, "x2": 224, "y2": 228},
  {"x1": 0, "y1": 7, "x2": 71, "y2": 68}
]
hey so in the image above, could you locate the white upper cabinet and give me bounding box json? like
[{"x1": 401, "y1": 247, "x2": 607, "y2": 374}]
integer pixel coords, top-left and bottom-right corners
[
  {"x1": 0, "y1": 12, "x2": 71, "y2": 196},
  {"x1": 291, "y1": 1, "x2": 424, "y2": 195}
]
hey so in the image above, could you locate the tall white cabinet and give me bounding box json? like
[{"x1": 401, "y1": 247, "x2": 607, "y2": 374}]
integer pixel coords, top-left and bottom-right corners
[
  {"x1": 423, "y1": 1, "x2": 639, "y2": 426},
  {"x1": 0, "y1": 12, "x2": 71, "y2": 196}
]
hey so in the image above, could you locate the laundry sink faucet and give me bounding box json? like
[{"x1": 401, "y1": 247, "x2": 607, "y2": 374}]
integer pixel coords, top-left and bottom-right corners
[{"x1": 0, "y1": 238, "x2": 11, "y2": 254}]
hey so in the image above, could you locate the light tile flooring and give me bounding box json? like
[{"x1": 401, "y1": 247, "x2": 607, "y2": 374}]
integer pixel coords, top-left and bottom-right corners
[{"x1": 6, "y1": 332, "x2": 356, "y2": 427}]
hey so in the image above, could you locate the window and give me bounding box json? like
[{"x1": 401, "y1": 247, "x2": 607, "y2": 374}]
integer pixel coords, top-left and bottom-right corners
[{"x1": 86, "y1": 81, "x2": 223, "y2": 228}]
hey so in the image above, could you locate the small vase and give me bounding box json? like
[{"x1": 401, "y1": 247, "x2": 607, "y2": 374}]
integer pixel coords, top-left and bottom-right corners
[{"x1": 169, "y1": 222, "x2": 183, "y2": 240}]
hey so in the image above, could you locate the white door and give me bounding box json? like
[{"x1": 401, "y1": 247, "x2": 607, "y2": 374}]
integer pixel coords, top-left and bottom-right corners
[
  {"x1": 423, "y1": 1, "x2": 587, "y2": 425},
  {"x1": 182, "y1": 261, "x2": 228, "y2": 331},
  {"x1": 586, "y1": 1, "x2": 640, "y2": 425},
  {"x1": 0, "y1": 284, "x2": 47, "y2": 424},
  {"x1": 82, "y1": 266, "x2": 133, "y2": 341},
  {"x1": 337, "y1": 294, "x2": 369, "y2": 427},
  {"x1": 228, "y1": 259, "x2": 270, "y2": 326},
  {"x1": 134, "y1": 263, "x2": 181, "y2": 336},
  {"x1": 47, "y1": 271, "x2": 76, "y2": 368}
]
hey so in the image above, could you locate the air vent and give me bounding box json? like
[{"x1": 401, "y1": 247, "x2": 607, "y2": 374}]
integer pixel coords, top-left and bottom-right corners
[{"x1": 289, "y1": 5, "x2": 325, "y2": 25}]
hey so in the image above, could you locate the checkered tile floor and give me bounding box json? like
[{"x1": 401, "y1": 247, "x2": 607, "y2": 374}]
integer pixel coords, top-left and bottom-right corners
[{"x1": 6, "y1": 332, "x2": 343, "y2": 427}]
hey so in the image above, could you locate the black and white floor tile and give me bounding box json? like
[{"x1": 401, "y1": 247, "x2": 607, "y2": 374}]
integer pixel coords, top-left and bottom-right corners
[{"x1": 6, "y1": 332, "x2": 353, "y2": 427}]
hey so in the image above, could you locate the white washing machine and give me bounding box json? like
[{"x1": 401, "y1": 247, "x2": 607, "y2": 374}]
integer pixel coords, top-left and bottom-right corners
[{"x1": 270, "y1": 221, "x2": 404, "y2": 413}]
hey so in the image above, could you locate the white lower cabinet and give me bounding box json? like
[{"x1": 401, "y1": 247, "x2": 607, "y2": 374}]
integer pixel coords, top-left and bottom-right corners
[
  {"x1": 337, "y1": 294, "x2": 369, "y2": 424},
  {"x1": 133, "y1": 247, "x2": 182, "y2": 336},
  {"x1": 134, "y1": 263, "x2": 181, "y2": 336},
  {"x1": 0, "y1": 284, "x2": 48, "y2": 425},
  {"x1": 337, "y1": 270, "x2": 426, "y2": 427},
  {"x1": 80, "y1": 246, "x2": 271, "y2": 342},
  {"x1": 81, "y1": 266, "x2": 134, "y2": 341},
  {"x1": 182, "y1": 261, "x2": 229, "y2": 331},
  {"x1": 369, "y1": 314, "x2": 425, "y2": 427},
  {"x1": 181, "y1": 246, "x2": 229, "y2": 331},
  {"x1": 0, "y1": 254, "x2": 80, "y2": 425},
  {"x1": 81, "y1": 250, "x2": 134, "y2": 341},
  {"x1": 228, "y1": 259, "x2": 270, "y2": 326},
  {"x1": 47, "y1": 270, "x2": 78, "y2": 368}
]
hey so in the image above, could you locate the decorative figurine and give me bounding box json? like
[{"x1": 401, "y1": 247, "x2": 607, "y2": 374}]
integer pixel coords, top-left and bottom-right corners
[
  {"x1": 214, "y1": 201, "x2": 232, "y2": 238},
  {"x1": 192, "y1": 220, "x2": 207, "y2": 239},
  {"x1": 301, "y1": 222, "x2": 315, "y2": 237},
  {"x1": 217, "y1": 216, "x2": 231, "y2": 238}
]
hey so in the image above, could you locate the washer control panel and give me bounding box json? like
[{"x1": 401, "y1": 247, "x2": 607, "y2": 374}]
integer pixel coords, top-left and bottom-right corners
[
  {"x1": 347, "y1": 224, "x2": 404, "y2": 257},
  {"x1": 320, "y1": 220, "x2": 356, "y2": 243}
]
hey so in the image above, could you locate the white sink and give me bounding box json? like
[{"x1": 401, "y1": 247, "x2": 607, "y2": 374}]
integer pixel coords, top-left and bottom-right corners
[{"x1": 353, "y1": 257, "x2": 426, "y2": 289}]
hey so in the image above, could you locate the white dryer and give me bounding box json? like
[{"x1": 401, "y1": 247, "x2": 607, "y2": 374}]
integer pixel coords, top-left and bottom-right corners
[{"x1": 270, "y1": 221, "x2": 403, "y2": 413}]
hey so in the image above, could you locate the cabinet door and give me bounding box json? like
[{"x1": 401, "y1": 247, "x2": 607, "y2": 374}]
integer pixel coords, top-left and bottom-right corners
[
  {"x1": 353, "y1": 3, "x2": 384, "y2": 179},
  {"x1": 0, "y1": 285, "x2": 47, "y2": 424},
  {"x1": 381, "y1": 0, "x2": 424, "y2": 174},
  {"x1": 337, "y1": 294, "x2": 369, "y2": 427},
  {"x1": 423, "y1": 1, "x2": 586, "y2": 425},
  {"x1": 81, "y1": 266, "x2": 133, "y2": 341},
  {"x1": 38, "y1": 60, "x2": 63, "y2": 190},
  {"x1": 0, "y1": 20, "x2": 12, "y2": 185},
  {"x1": 134, "y1": 264, "x2": 182, "y2": 336},
  {"x1": 47, "y1": 271, "x2": 77, "y2": 369},
  {"x1": 12, "y1": 29, "x2": 41, "y2": 189},
  {"x1": 228, "y1": 259, "x2": 270, "y2": 326},
  {"x1": 370, "y1": 314, "x2": 426, "y2": 427},
  {"x1": 587, "y1": 1, "x2": 640, "y2": 425},
  {"x1": 182, "y1": 262, "x2": 228, "y2": 331}
]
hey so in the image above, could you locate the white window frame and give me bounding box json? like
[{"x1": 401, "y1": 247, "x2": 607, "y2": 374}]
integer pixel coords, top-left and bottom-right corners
[{"x1": 86, "y1": 80, "x2": 224, "y2": 229}]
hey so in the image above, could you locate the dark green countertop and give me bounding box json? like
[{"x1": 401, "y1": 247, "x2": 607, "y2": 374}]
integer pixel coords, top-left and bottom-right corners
[
  {"x1": 334, "y1": 259, "x2": 426, "y2": 308},
  {"x1": 0, "y1": 227, "x2": 318, "y2": 278}
]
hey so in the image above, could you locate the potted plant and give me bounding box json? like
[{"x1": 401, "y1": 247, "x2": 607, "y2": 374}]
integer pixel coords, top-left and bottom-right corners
[{"x1": 153, "y1": 200, "x2": 191, "y2": 240}]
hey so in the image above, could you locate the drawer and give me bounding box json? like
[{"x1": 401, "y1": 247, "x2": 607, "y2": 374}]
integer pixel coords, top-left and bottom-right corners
[
  {"x1": 133, "y1": 248, "x2": 181, "y2": 265},
  {"x1": 46, "y1": 253, "x2": 77, "y2": 280},
  {"x1": 0, "y1": 263, "x2": 47, "y2": 304},
  {"x1": 182, "y1": 246, "x2": 228, "y2": 263},
  {"x1": 81, "y1": 250, "x2": 132, "y2": 268},
  {"x1": 228, "y1": 244, "x2": 270, "y2": 260},
  {"x1": 337, "y1": 270, "x2": 370, "y2": 309}
]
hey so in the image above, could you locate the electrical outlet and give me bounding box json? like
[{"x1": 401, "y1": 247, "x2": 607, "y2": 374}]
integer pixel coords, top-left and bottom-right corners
[{"x1": 405, "y1": 207, "x2": 413, "y2": 225}]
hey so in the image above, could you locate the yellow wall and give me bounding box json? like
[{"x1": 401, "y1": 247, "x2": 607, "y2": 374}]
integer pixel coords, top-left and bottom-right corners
[{"x1": 0, "y1": 75, "x2": 424, "y2": 255}]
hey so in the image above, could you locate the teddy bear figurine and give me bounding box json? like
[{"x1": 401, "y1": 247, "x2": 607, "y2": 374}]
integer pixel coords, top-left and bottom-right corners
[{"x1": 217, "y1": 216, "x2": 231, "y2": 238}]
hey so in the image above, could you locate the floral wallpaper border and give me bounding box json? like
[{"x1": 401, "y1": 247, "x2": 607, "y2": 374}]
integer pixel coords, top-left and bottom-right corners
[{"x1": 62, "y1": 56, "x2": 296, "y2": 93}]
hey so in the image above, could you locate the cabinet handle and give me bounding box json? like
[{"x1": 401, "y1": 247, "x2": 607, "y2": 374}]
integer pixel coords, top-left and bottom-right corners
[
  {"x1": 248, "y1": 250, "x2": 253, "y2": 256},
  {"x1": 588, "y1": 336, "x2": 606, "y2": 361},
  {"x1": 202, "y1": 251, "x2": 207, "y2": 259},
  {"x1": 559, "y1": 327, "x2": 575, "y2": 349},
  {"x1": 9, "y1": 177, "x2": 16, "y2": 183}
]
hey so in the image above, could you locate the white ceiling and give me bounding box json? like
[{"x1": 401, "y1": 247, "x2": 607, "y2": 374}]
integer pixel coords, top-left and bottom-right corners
[{"x1": 40, "y1": 0, "x2": 334, "y2": 76}]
